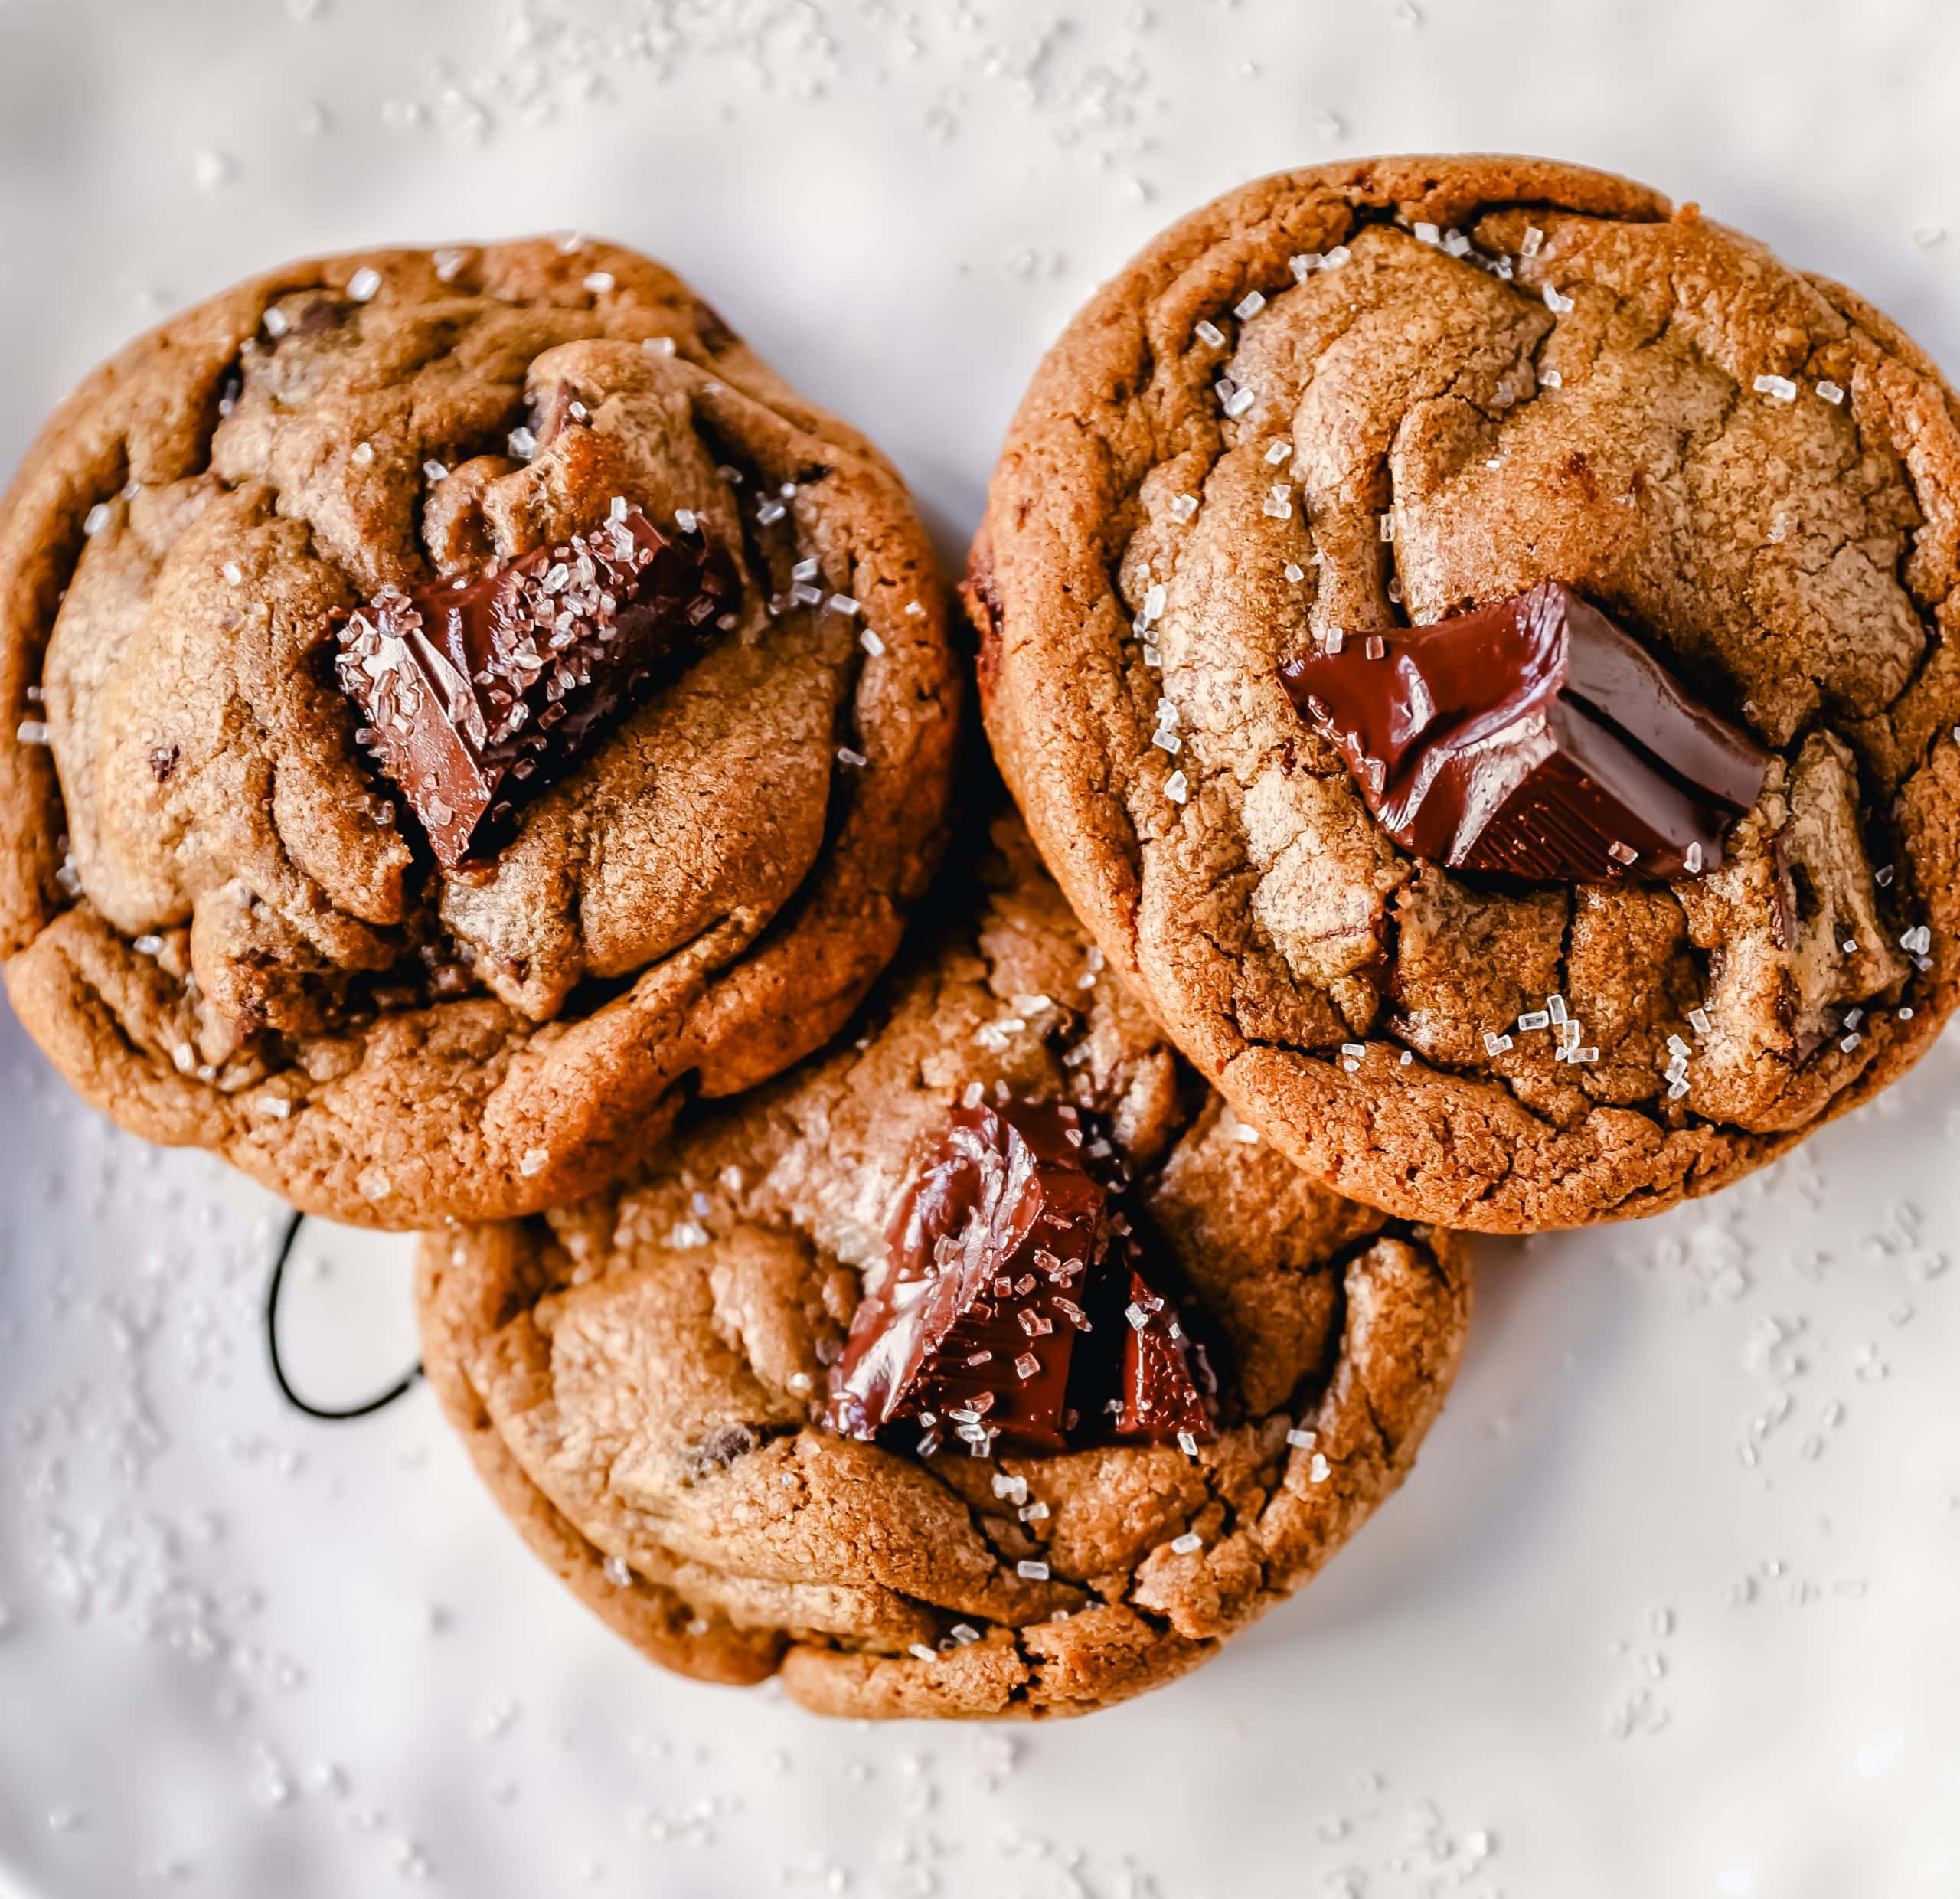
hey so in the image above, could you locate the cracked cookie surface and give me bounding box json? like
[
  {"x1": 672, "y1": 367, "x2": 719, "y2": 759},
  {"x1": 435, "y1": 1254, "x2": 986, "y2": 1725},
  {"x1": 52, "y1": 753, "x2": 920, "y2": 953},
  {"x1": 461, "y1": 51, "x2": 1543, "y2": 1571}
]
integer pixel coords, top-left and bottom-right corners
[
  {"x1": 0, "y1": 237, "x2": 959, "y2": 1225},
  {"x1": 416, "y1": 820, "x2": 1470, "y2": 1719},
  {"x1": 969, "y1": 154, "x2": 1960, "y2": 1231}
]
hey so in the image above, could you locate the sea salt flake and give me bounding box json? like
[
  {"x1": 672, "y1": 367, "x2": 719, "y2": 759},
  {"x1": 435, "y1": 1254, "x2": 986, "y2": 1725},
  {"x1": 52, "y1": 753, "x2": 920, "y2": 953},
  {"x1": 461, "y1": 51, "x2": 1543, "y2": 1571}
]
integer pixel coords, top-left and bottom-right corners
[
  {"x1": 1164, "y1": 770, "x2": 1189, "y2": 804},
  {"x1": 1755, "y1": 374, "x2": 1798, "y2": 403},
  {"x1": 1544, "y1": 285, "x2": 1575, "y2": 315},
  {"x1": 1818, "y1": 379, "x2": 1846, "y2": 405},
  {"x1": 1170, "y1": 493, "x2": 1200, "y2": 524}
]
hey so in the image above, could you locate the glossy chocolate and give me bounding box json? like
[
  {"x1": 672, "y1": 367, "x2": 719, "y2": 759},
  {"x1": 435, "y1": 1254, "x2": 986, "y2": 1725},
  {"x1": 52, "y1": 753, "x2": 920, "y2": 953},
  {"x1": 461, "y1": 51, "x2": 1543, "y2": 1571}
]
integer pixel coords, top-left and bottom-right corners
[
  {"x1": 334, "y1": 506, "x2": 727, "y2": 868},
  {"x1": 1108, "y1": 1270, "x2": 1215, "y2": 1444},
  {"x1": 827, "y1": 1100, "x2": 1214, "y2": 1457},
  {"x1": 1278, "y1": 581, "x2": 1770, "y2": 881}
]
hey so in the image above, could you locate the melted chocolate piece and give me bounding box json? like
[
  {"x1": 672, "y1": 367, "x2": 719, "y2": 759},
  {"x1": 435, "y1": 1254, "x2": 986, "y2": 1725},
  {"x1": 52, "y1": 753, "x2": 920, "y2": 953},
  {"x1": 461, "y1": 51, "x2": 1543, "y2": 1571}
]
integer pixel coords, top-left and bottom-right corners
[
  {"x1": 1279, "y1": 581, "x2": 1769, "y2": 881},
  {"x1": 334, "y1": 507, "x2": 727, "y2": 868},
  {"x1": 1109, "y1": 1271, "x2": 1215, "y2": 1444},
  {"x1": 826, "y1": 1100, "x2": 1214, "y2": 1457}
]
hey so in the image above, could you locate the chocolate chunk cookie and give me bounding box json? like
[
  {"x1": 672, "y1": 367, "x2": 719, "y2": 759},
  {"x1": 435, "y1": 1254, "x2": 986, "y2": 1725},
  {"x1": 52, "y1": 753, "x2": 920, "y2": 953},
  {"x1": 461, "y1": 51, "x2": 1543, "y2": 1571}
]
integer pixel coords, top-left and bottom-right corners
[
  {"x1": 970, "y1": 155, "x2": 1960, "y2": 1231},
  {"x1": 417, "y1": 821, "x2": 1470, "y2": 1719},
  {"x1": 0, "y1": 239, "x2": 959, "y2": 1224}
]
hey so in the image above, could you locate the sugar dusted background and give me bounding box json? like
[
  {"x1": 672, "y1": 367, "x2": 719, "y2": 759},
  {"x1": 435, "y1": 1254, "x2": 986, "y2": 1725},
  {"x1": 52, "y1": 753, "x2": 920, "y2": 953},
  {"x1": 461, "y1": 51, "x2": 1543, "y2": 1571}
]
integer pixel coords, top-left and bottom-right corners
[{"x1": 2, "y1": 1, "x2": 1959, "y2": 1894}]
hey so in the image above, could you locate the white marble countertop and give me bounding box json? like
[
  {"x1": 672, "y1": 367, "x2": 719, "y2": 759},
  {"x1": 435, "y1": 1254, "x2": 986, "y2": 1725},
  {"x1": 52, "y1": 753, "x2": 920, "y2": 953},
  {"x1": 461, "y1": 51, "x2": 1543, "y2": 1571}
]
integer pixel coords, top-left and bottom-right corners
[{"x1": 2, "y1": 2, "x2": 1958, "y2": 1893}]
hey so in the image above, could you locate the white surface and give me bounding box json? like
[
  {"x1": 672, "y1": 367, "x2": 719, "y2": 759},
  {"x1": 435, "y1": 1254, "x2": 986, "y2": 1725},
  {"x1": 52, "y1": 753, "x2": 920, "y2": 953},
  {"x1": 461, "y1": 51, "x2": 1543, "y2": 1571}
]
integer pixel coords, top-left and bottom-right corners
[{"x1": 3, "y1": 2, "x2": 1959, "y2": 1894}]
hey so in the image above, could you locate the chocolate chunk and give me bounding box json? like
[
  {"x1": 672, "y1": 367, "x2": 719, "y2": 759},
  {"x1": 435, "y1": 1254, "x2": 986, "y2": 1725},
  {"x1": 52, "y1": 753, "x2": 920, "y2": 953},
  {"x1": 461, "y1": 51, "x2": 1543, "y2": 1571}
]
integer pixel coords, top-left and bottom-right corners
[
  {"x1": 827, "y1": 1099, "x2": 1215, "y2": 1458},
  {"x1": 1107, "y1": 1270, "x2": 1215, "y2": 1445},
  {"x1": 828, "y1": 1100, "x2": 1099, "y2": 1454},
  {"x1": 1279, "y1": 581, "x2": 1770, "y2": 881},
  {"x1": 334, "y1": 506, "x2": 727, "y2": 868}
]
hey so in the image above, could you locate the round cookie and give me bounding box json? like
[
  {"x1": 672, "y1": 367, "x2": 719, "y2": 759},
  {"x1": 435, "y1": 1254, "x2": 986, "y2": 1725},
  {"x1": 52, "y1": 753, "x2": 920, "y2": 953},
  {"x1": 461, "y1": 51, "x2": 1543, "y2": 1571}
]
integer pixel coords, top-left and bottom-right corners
[
  {"x1": 969, "y1": 154, "x2": 1960, "y2": 1231},
  {"x1": 0, "y1": 238, "x2": 958, "y2": 1225},
  {"x1": 417, "y1": 822, "x2": 1470, "y2": 1720}
]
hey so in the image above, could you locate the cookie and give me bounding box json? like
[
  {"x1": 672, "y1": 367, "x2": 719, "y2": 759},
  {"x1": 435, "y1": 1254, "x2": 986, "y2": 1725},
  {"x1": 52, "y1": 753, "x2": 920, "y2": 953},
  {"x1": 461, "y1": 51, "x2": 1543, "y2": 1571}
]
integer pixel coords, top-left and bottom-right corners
[
  {"x1": 417, "y1": 820, "x2": 1470, "y2": 1720},
  {"x1": 0, "y1": 238, "x2": 959, "y2": 1225},
  {"x1": 969, "y1": 155, "x2": 1960, "y2": 1231}
]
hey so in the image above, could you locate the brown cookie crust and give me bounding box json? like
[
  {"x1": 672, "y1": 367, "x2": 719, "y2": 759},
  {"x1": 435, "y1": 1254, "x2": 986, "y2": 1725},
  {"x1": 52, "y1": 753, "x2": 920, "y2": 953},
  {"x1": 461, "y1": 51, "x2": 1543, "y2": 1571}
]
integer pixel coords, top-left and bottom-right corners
[
  {"x1": 0, "y1": 239, "x2": 959, "y2": 1225},
  {"x1": 970, "y1": 154, "x2": 1960, "y2": 1232},
  {"x1": 416, "y1": 822, "x2": 1471, "y2": 1720}
]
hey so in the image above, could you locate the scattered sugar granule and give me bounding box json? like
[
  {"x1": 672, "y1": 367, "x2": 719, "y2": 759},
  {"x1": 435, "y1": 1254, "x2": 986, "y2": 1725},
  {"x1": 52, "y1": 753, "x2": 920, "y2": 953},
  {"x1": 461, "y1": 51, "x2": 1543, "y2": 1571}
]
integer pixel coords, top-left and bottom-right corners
[
  {"x1": 347, "y1": 266, "x2": 381, "y2": 302},
  {"x1": 1755, "y1": 374, "x2": 1798, "y2": 403}
]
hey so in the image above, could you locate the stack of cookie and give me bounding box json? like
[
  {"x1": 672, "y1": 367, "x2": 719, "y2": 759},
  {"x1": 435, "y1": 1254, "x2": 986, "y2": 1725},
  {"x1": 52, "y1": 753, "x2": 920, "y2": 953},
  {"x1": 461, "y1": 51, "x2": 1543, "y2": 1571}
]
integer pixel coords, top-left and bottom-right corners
[{"x1": 5, "y1": 155, "x2": 1955, "y2": 1721}]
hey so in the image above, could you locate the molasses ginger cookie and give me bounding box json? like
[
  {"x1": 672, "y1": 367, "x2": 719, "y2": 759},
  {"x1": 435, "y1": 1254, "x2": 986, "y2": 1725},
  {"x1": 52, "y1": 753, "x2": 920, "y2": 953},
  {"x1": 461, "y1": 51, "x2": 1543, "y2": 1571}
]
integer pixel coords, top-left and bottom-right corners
[
  {"x1": 417, "y1": 821, "x2": 1470, "y2": 1720},
  {"x1": 0, "y1": 238, "x2": 958, "y2": 1225},
  {"x1": 969, "y1": 154, "x2": 1960, "y2": 1231}
]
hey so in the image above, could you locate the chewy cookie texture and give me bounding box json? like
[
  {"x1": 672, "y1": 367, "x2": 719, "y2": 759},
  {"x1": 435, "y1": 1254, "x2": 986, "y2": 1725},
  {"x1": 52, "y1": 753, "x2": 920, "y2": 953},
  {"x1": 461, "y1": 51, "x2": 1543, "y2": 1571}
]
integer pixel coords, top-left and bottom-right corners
[
  {"x1": 418, "y1": 822, "x2": 1469, "y2": 1720},
  {"x1": 0, "y1": 238, "x2": 958, "y2": 1226},
  {"x1": 972, "y1": 154, "x2": 1960, "y2": 1231}
]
